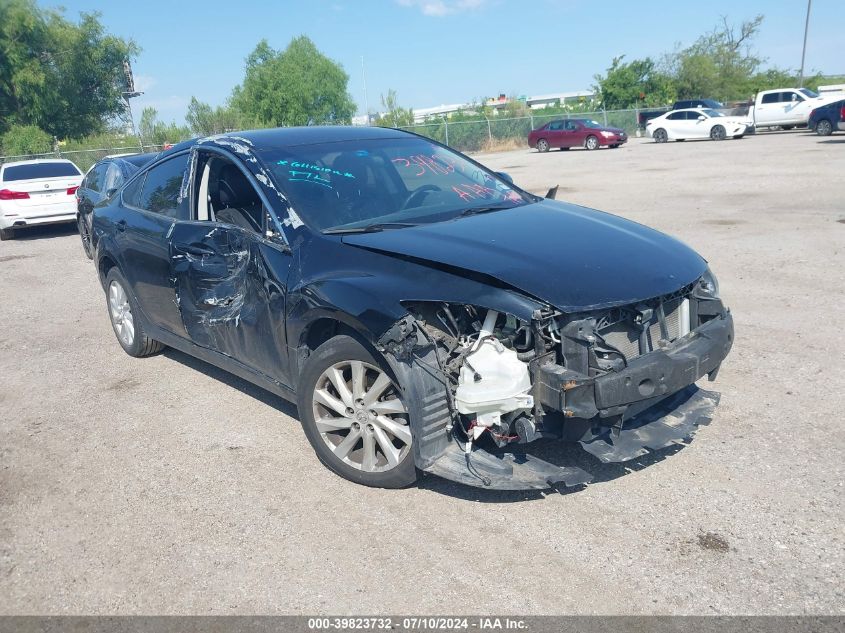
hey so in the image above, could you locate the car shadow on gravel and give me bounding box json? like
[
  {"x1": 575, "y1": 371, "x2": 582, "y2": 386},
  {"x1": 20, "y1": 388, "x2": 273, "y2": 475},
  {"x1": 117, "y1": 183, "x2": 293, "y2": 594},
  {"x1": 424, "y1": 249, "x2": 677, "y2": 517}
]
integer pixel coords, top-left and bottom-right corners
[
  {"x1": 6, "y1": 223, "x2": 77, "y2": 241},
  {"x1": 161, "y1": 347, "x2": 300, "y2": 419},
  {"x1": 160, "y1": 346, "x2": 692, "y2": 503},
  {"x1": 818, "y1": 138, "x2": 845, "y2": 143}
]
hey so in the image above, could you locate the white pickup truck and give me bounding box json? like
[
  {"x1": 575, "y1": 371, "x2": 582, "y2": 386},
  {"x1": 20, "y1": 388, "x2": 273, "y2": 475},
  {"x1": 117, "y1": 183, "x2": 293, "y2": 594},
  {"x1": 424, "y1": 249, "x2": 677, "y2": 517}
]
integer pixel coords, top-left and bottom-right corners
[{"x1": 750, "y1": 88, "x2": 842, "y2": 130}]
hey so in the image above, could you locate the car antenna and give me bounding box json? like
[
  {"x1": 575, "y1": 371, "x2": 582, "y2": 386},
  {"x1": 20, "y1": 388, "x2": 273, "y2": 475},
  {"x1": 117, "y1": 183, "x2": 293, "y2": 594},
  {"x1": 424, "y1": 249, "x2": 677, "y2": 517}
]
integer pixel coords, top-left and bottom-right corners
[{"x1": 545, "y1": 185, "x2": 559, "y2": 200}]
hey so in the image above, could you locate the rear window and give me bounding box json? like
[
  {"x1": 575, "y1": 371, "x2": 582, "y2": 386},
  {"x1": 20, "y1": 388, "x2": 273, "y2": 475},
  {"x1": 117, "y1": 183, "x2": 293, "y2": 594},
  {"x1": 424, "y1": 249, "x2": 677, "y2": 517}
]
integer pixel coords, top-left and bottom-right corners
[{"x1": 2, "y1": 162, "x2": 81, "y2": 181}]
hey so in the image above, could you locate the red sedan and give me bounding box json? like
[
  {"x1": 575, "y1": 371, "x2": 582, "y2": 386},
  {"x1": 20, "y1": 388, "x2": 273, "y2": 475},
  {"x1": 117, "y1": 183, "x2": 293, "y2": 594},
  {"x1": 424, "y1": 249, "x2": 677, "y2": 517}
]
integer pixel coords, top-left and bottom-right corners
[{"x1": 528, "y1": 118, "x2": 628, "y2": 152}]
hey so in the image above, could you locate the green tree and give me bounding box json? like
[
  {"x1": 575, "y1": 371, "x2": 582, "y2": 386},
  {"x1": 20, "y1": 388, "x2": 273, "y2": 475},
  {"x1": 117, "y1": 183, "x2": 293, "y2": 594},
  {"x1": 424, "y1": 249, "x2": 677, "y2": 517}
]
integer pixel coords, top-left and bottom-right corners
[
  {"x1": 593, "y1": 56, "x2": 676, "y2": 109},
  {"x1": 665, "y1": 15, "x2": 767, "y2": 101},
  {"x1": 231, "y1": 36, "x2": 356, "y2": 127},
  {"x1": 0, "y1": 0, "x2": 138, "y2": 138},
  {"x1": 1, "y1": 124, "x2": 53, "y2": 155},
  {"x1": 185, "y1": 97, "x2": 245, "y2": 136},
  {"x1": 374, "y1": 90, "x2": 414, "y2": 127},
  {"x1": 139, "y1": 107, "x2": 190, "y2": 146}
]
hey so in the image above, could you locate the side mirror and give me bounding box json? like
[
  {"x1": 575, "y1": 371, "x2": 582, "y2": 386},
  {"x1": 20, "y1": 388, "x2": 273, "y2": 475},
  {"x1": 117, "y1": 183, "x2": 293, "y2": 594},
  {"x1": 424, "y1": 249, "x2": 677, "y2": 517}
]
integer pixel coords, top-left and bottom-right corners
[
  {"x1": 697, "y1": 115, "x2": 706, "y2": 121},
  {"x1": 105, "y1": 187, "x2": 118, "y2": 198},
  {"x1": 495, "y1": 171, "x2": 514, "y2": 185}
]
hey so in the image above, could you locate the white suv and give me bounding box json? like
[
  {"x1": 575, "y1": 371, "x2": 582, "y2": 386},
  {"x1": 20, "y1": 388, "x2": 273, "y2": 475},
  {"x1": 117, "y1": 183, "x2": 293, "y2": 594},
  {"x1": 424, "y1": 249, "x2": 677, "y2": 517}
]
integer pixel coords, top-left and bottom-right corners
[{"x1": 0, "y1": 159, "x2": 83, "y2": 240}]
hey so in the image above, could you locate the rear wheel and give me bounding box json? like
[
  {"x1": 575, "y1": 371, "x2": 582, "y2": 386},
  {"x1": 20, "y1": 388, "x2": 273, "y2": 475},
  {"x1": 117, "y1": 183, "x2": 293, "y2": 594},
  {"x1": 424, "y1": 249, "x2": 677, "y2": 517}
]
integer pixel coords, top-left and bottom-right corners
[
  {"x1": 104, "y1": 268, "x2": 164, "y2": 358},
  {"x1": 0, "y1": 227, "x2": 13, "y2": 241},
  {"x1": 77, "y1": 214, "x2": 93, "y2": 259},
  {"x1": 781, "y1": 125, "x2": 794, "y2": 131},
  {"x1": 653, "y1": 128, "x2": 668, "y2": 143},
  {"x1": 536, "y1": 138, "x2": 549, "y2": 153},
  {"x1": 297, "y1": 335, "x2": 416, "y2": 488},
  {"x1": 710, "y1": 125, "x2": 727, "y2": 141},
  {"x1": 816, "y1": 119, "x2": 833, "y2": 136},
  {"x1": 585, "y1": 135, "x2": 599, "y2": 150}
]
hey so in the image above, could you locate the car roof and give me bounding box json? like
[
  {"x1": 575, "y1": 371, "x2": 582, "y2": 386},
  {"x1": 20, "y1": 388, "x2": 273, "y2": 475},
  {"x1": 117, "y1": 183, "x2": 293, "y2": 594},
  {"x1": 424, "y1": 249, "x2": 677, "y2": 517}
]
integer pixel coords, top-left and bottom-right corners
[
  {"x1": 0, "y1": 158, "x2": 78, "y2": 167},
  {"x1": 196, "y1": 126, "x2": 412, "y2": 151}
]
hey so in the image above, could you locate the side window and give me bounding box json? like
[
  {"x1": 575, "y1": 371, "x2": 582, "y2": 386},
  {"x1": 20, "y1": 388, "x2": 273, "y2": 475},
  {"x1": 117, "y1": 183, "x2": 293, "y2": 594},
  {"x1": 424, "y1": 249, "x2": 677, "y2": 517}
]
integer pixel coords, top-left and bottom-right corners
[
  {"x1": 788, "y1": 92, "x2": 804, "y2": 102},
  {"x1": 122, "y1": 172, "x2": 146, "y2": 207},
  {"x1": 548, "y1": 121, "x2": 563, "y2": 131},
  {"x1": 761, "y1": 93, "x2": 779, "y2": 104},
  {"x1": 565, "y1": 121, "x2": 578, "y2": 131},
  {"x1": 205, "y1": 159, "x2": 264, "y2": 234},
  {"x1": 138, "y1": 154, "x2": 190, "y2": 220},
  {"x1": 102, "y1": 163, "x2": 123, "y2": 194},
  {"x1": 686, "y1": 111, "x2": 702, "y2": 120},
  {"x1": 667, "y1": 112, "x2": 684, "y2": 120},
  {"x1": 85, "y1": 163, "x2": 108, "y2": 192}
]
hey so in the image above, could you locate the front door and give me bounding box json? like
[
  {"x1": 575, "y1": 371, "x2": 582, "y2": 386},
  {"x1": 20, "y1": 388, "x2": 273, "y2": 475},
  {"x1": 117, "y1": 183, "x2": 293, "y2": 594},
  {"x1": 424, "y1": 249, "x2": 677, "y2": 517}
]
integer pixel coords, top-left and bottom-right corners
[{"x1": 168, "y1": 151, "x2": 294, "y2": 387}]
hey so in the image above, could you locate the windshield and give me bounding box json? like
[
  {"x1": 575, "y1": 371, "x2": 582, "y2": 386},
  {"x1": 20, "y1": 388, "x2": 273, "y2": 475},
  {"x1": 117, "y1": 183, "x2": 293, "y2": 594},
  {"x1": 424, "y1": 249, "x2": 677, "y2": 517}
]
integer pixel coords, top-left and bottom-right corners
[
  {"x1": 259, "y1": 137, "x2": 531, "y2": 232},
  {"x1": 2, "y1": 161, "x2": 81, "y2": 181},
  {"x1": 702, "y1": 109, "x2": 724, "y2": 117},
  {"x1": 582, "y1": 120, "x2": 603, "y2": 129},
  {"x1": 799, "y1": 88, "x2": 819, "y2": 98}
]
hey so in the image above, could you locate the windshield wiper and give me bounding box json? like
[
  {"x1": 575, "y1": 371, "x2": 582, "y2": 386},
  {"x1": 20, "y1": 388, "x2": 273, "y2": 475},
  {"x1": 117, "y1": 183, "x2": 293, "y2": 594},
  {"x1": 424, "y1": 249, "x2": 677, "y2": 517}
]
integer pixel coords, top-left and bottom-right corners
[
  {"x1": 323, "y1": 222, "x2": 420, "y2": 235},
  {"x1": 456, "y1": 204, "x2": 515, "y2": 218}
]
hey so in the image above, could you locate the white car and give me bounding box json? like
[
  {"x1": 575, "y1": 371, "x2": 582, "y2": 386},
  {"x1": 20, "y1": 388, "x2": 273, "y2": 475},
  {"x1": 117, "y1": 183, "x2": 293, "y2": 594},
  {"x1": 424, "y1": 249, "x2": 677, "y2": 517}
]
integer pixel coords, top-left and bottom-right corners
[
  {"x1": 0, "y1": 159, "x2": 83, "y2": 240},
  {"x1": 646, "y1": 108, "x2": 751, "y2": 143}
]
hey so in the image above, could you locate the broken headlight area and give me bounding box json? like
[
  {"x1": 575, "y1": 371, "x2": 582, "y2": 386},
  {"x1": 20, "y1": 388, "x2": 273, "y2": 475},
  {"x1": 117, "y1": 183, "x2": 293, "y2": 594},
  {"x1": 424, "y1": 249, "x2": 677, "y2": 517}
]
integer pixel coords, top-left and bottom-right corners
[{"x1": 389, "y1": 278, "x2": 732, "y2": 490}]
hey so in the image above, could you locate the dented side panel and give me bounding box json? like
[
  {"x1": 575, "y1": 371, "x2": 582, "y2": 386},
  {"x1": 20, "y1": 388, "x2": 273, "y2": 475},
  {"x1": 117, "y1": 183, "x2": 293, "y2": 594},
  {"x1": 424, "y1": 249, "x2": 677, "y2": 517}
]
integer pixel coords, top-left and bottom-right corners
[{"x1": 169, "y1": 222, "x2": 294, "y2": 387}]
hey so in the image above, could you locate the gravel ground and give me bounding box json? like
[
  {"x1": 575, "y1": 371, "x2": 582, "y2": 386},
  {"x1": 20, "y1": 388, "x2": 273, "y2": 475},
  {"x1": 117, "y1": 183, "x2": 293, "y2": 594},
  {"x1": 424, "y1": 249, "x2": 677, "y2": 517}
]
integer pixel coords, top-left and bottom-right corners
[{"x1": 0, "y1": 130, "x2": 843, "y2": 615}]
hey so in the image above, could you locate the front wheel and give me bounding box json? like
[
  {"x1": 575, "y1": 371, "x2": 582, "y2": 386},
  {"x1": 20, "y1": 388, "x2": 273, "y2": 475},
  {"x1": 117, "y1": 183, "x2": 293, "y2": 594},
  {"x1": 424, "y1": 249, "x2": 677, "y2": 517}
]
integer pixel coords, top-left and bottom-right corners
[
  {"x1": 297, "y1": 335, "x2": 416, "y2": 488},
  {"x1": 585, "y1": 135, "x2": 599, "y2": 150},
  {"x1": 78, "y1": 214, "x2": 93, "y2": 259},
  {"x1": 536, "y1": 138, "x2": 549, "y2": 153},
  {"x1": 816, "y1": 119, "x2": 833, "y2": 136},
  {"x1": 710, "y1": 125, "x2": 726, "y2": 141},
  {"x1": 0, "y1": 227, "x2": 13, "y2": 241},
  {"x1": 653, "y1": 128, "x2": 668, "y2": 143}
]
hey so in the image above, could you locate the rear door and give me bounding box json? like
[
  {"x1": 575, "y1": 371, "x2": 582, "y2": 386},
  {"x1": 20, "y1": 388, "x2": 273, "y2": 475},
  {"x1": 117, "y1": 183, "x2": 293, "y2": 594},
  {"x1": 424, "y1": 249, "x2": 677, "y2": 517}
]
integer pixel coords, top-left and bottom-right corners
[
  {"x1": 755, "y1": 92, "x2": 785, "y2": 125},
  {"x1": 545, "y1": 121, "x2": 565, "y2": 148},
  {"x1": 118, "y1": 153, "x2": 191, "y2": 335},
  {"x1": 79, "y1": 162, "x2": 109, "y2": 215}
]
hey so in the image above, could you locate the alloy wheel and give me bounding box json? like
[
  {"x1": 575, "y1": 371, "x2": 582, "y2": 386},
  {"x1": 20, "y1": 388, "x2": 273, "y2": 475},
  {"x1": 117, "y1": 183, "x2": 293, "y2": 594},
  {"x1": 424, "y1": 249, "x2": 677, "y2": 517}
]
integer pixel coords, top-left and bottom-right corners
[
  {"x1": 710, "y1": 125, "x2": 726, "y2": 141},
  {"x1": 654, "y1": 129, "x2": 668, "y2": 143},
  {"x1": 585, "y1": 135, "x2": 599, "y2": 150},
  {"x1": 537, "y1": 139, "x2": 549, "y2": 152},
  {"x1": 311, "y1": 360, "x2": 410, "y2": 473},
  {"x1": 816, "y1": 120, "x2": 832, "y2": 136},
  {"x1": 108, "y1": 280, "x2": 135, "y2": 347}
]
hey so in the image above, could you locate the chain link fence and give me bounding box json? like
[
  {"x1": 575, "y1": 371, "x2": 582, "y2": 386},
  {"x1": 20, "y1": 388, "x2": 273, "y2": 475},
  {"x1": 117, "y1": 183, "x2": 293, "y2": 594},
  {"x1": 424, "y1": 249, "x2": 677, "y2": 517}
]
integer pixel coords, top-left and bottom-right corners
[
  {"x1": 0, "y1": 108, "x2": 643, "y2": 168},
  {"x1": 398, "y1": 108, "x2": 641, "y2": 153},
  {"x1": 0, "y1": 145, "x2": 167, "y2": 173}
]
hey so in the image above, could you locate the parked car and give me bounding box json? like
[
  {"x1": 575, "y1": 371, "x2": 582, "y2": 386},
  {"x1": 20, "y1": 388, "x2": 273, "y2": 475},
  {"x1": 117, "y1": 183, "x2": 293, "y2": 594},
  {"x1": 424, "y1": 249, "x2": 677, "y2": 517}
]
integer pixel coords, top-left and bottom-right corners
[
  {"x1": 750, "y1": 88, "x2": 841, "y2": 130},
  {"x1": 646, "y1": 108, "x2": 750, "y2": 142},
  {"x1": 91, "y1": 126, "x2": 733, "y2": 490},
  {"x1": 638, "y1": 99, "x2": 725, "y2": 128},
  {"x1": 528, "y1": 119, "x2": 627, "y2": 152},
  {"x1": 76, "y1": 152, "x2": 157, "y2": 258},
  {"x1": 808, "y1": 99, "x2": 845, "y2": 136},
  {"x1": 0, "y1": 159, "x2": 83, "y2": 241}
]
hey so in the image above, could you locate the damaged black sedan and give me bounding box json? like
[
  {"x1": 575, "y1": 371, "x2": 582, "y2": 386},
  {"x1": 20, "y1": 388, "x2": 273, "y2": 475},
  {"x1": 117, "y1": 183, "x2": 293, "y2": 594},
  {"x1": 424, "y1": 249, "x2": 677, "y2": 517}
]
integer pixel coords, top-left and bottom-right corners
[{"x1": 91, "y1": 126, "x2": 733, "y2": 490}]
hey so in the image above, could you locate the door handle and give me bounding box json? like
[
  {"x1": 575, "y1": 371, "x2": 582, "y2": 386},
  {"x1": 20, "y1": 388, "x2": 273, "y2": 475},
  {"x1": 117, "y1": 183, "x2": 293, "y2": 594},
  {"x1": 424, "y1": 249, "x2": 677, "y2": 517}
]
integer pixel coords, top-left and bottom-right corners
[
  {"x1": 115, "y1": 219, "x2": 127, "y2": 232},
  {"x1": 174, "y1": 243, "x2": 216, "y2": 257}
]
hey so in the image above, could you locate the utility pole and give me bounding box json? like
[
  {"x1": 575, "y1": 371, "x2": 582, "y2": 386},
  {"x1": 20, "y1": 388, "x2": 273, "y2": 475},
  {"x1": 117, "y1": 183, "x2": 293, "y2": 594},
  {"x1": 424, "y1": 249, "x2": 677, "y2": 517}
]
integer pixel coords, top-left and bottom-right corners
[
  {"x1": 361, "y1": 56, "x2": 370, "y2": 125},
  {"x1": 798, "y1": 0, "x2": 812, "y2": 87}
]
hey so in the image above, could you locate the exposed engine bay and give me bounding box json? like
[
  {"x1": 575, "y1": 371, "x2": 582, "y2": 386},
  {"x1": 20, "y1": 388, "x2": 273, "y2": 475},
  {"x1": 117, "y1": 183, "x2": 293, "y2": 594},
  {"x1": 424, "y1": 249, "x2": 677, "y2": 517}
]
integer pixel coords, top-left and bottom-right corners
[{"x1": 388, "y1": 273, "x2": 733, "y2": 490}]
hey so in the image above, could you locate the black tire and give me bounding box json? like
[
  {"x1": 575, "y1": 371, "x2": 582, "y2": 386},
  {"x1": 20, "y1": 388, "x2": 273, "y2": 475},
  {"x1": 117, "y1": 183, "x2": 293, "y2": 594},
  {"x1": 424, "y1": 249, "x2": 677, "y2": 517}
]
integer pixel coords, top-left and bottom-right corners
[
  {"x1": 104, "y1": 267, "x2": 164, "y2": 358},
  {"x1": 585, "y1": 135, "x2": 599, "y2": 150},
  {"x1": 653, "y1": 128, "x2": 668, "y2": 143},
  {"x1": 816, "y1": 119, "x2": 833, "y2": 136},
  {"x1": 0, "y1": 227, "x2": 13, "y2": 241},
  {"x1": 536, "y1": 138, "x2": 550, "y2": 153},
  {"x1": 77, "y1": 214, "x2": 93, "y2": 259},
  {"x1": 297, "y1": 335, "x2": 417, "y2": 489},
  {"x1": 710, "y1": 125, "x2": 726, "y2": 141},
  {"x1": 781, "y1": 125, "x2": 794, "y2": 131}
]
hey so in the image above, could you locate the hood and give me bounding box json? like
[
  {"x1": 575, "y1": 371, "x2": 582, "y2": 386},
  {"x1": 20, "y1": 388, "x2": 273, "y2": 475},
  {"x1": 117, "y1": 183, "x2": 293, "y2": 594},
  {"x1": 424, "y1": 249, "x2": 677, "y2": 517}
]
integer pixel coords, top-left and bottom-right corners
[{"x1": 341, "y1": 200, "x2": 707, "y2": 312}]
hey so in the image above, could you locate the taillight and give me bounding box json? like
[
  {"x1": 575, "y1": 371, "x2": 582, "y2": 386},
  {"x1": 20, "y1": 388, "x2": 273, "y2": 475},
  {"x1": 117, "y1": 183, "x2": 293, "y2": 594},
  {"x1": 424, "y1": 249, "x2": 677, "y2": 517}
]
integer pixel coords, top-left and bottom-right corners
[
  {"x1": 0, "y1": 189, "x2": 30, "y2": 200},
  {"x1": 67, "y1": 186, "x2": 79, "y2": 195},
  {"x1": 840, "y1": 105, "x2": 845, "y2": 119}
]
